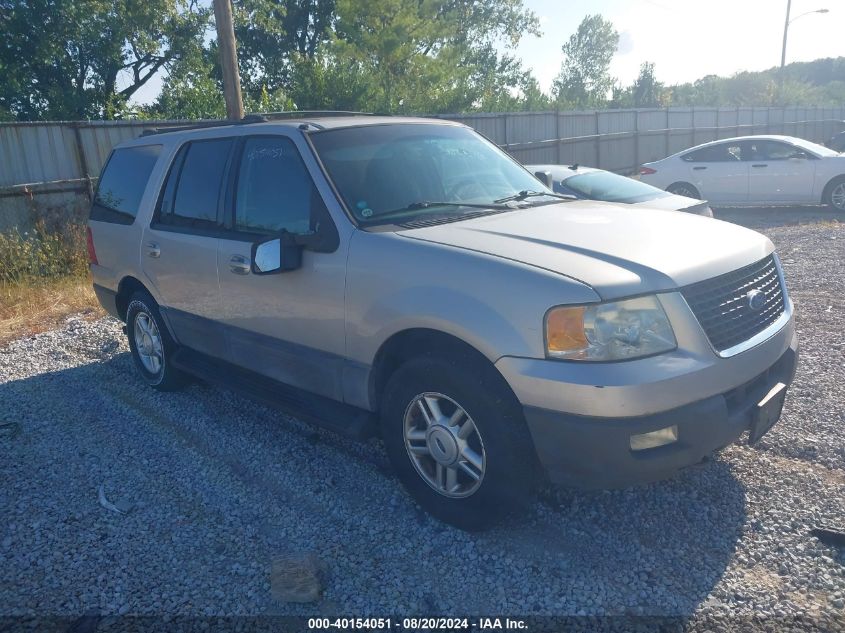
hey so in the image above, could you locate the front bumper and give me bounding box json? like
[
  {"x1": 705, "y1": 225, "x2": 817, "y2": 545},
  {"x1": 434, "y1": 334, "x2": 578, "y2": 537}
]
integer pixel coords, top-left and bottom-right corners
[{"x1": 519, "y1": 333, "x2": 798, "y2": 488}]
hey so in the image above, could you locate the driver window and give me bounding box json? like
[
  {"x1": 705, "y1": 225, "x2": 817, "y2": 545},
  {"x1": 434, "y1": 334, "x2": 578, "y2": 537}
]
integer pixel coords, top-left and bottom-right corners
[
  {"x1": 748, "y1": 141, "x2": 804, "y2": 161},
  {"x1": 234, "y1": 136, "x2": 320, "y2": 235}
]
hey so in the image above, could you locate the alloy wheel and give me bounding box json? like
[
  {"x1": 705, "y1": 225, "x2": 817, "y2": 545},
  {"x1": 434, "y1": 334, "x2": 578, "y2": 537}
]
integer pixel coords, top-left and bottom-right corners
[
  {"x1": 831, "y1": 183, "x2": 845, "y2": 210},
  {"x1": 403, "y1": 392, "x2": 486, "y2": 498},
  {"x1": 133, "y1": 311, "x2": 163, "y2": 375}
]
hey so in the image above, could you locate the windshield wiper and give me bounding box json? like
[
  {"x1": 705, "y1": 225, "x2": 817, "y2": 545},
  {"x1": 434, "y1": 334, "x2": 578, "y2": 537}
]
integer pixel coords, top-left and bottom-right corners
[
  {"x1": 493, "y1": 190, "x2": 576, "y2": 204},
  {"x1": 364, "y1": 200, "x2": 511, "y2": 222}
]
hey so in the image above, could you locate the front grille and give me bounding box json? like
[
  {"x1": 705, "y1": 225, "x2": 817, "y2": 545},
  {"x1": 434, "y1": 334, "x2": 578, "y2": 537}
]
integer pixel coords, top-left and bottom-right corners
[{"x1": 681, "y1": 255, "x2": 786, "y2": 352}]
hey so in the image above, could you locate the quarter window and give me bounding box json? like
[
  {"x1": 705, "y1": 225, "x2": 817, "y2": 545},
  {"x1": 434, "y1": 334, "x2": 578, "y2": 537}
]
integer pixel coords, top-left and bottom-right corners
[
  {"x1": 91, "y1": 145, "x2": 161, "y2": 224},
  {"x1": 233, "y1": 137, "x2": 317, "y2": 235}
]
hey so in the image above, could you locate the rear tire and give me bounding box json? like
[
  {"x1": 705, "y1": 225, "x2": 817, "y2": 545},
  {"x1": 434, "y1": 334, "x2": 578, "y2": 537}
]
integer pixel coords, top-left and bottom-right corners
[
  {"x1": 823, "y1": 176, "x2": 845, "y2": 211},
  {"x1": 126, "y1": 291, "x2": 188, "y2": 391},
  {"x1": 380, "y1": 355, "x2": 536, "y2": 531},
  {"x1": 667, "y1": 182, "x2": 701, "y2": 199}
]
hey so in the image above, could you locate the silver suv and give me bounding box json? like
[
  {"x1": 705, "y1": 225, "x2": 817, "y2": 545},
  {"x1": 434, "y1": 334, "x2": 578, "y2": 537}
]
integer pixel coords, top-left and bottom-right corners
[{"x1": 88, "y1": 114, "x2": 798, "y2": 530}]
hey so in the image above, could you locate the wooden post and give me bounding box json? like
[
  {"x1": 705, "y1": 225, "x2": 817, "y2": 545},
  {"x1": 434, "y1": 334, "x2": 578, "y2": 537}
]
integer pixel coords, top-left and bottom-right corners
[{"x1": 213, "y1": 0, "x2": 244, "y2": 120}]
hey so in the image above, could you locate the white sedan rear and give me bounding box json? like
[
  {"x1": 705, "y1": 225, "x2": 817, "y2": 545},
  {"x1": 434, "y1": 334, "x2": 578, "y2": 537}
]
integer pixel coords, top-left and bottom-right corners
[{"x1": 639, "y1": 135, "x2": 845, "y2": 210}]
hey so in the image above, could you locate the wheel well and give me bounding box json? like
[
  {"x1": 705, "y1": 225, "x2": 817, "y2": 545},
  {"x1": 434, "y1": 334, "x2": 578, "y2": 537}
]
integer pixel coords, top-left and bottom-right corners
[
  {"x1": 821, "y1": 175, "x2": 845, "y2": 204},
  {"x1": 667, "y1": 181, "x2": 699, "y2": 196},
  {"x1": 115, "y1": 276, "x2": 149, "y2": 321},
  {"x1": 369, "y1": 328, "x2": 514, "y2": 412}
]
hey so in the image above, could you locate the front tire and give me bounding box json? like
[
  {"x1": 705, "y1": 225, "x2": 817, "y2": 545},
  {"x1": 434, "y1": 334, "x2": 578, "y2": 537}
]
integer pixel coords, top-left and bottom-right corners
[
  {"x1": 824, "y1": 176, "x2": 845, "y2": 211},
  {"x1": 126, "y1": 291, "x2": 187, "y2": 391},
  {"x1": 380, "y1": 356, "x2": 536, "y2": 531}
]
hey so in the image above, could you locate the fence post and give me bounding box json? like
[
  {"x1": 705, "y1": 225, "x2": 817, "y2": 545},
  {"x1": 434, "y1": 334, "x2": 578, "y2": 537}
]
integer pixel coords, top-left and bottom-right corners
[
  {"x1": 555, "y1": 108, "x2": 561, "y2": 164},
  {"x1": 71, "y1": 123, "x2": 93, "y2": 200},
  {"x1": 595, "y1": 110, "x2": 601, "y2": 168},
  {"x1": 665, "y1": 108, "x2": 670, "y2": 158},
  {"x1": 633, "y1": 110, "x2": 639, "y2": 175}
]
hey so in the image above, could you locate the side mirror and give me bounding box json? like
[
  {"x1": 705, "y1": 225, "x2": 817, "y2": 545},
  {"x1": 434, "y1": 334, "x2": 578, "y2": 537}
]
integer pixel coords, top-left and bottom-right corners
[
  {"x1": 251, "y1": 231, "x2": 302, "y2": 274},
  {"x1": 534, "y1": 170, "x2": 554, "y2": 189}
]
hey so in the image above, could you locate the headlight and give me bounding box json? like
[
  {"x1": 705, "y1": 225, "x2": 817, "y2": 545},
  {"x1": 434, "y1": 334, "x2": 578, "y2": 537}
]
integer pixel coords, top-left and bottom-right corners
[{"x1": 545, "y1": 295, "x2": 676, "y2": 361}]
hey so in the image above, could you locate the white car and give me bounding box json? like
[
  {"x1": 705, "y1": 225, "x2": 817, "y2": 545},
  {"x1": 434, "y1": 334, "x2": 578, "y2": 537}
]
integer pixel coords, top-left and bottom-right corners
[
  {"x1": 526, "y1": 164, "x2": 713, "y2": 216},
  {"x1": 638, "y1": 135, "x2": 845, "y2": 210}
]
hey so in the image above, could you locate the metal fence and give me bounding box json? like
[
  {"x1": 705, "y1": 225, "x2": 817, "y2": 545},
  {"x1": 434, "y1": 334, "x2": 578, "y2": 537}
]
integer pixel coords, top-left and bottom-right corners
[{"x1": 2, "y1": 106, "x2": 844, "y2": 231}]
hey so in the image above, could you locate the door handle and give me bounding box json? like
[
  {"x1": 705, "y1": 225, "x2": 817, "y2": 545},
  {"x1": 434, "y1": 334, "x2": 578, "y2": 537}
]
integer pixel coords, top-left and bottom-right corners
[
  {"x1": 752, "y1": 164, "x2": 768, "y2": 168},
  {"x1": 229, "y1": 255, "x2": 251, "y2": 275},
  {"x1": 692, "y1": 166, "x2": 707, "y2": 170},
  {"x1": 146, "y1": 242, "x2": 160, "y2": 258}
]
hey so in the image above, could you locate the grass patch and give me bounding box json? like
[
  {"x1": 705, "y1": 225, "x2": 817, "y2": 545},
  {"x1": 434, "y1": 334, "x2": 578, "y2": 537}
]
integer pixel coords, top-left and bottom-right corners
[
  {"x1": 0, "y1": 277, "x2": 103, "y2": 346},
  {"x1": 0, "y1": 221, "x2": 103, "y2": 346}
]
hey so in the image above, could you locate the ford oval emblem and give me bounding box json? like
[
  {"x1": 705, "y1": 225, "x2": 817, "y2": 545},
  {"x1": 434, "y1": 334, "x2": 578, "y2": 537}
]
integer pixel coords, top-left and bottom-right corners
[{"x1": 747, "y1": 289, "x2": 766, "y2": 311}]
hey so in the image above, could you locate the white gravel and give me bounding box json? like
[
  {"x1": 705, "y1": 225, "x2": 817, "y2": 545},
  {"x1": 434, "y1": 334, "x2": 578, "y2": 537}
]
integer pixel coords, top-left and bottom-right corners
[{"x1": 1, "y1": 212, "x2": 843, "y2": 630}]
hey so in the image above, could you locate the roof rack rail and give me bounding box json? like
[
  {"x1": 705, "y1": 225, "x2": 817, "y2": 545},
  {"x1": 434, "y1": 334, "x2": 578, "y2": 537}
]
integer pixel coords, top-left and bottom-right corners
[
  {"x1": 241, "y1": 110, "x2": 379, "y2": 123},
  {"x1": 139, "y1": 120, "x2": 240, "y2": 137},
  {"x1": 140, "y1": 111, "x2": 382, "y2": 136}
]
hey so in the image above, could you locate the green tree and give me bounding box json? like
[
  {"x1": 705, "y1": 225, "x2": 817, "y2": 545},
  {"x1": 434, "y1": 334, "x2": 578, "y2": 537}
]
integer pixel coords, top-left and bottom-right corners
[
  {"x1": 233, "y1": 0, "x2": 336, "y2": 98},
  {"x1": 314, "y1": 0, "x2": 539, "y2": 113},
  {"x1": 553, "y1": 15, "x2": 618, "y2": 109},
  {"x1": 0, "y1": 0, "x2": 208, "y2": 120},
  {"x1": 154, "y1": 48, "x2": 225, "y2": 119},
  {"x1": 631, "y1": 61, "x2": 662, "y2": 108}
]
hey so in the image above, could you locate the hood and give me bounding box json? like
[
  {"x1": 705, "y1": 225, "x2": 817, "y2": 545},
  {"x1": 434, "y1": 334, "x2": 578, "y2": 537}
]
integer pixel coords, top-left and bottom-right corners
[{"x1": 397, "y1": 200, "x2": 772, "y2": 300}]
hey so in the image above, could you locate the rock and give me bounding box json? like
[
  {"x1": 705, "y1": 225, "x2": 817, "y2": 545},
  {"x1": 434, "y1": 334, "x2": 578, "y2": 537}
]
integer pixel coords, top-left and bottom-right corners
[{"x1": 270, "y1": 553, "x2": 325, "y2": 603}]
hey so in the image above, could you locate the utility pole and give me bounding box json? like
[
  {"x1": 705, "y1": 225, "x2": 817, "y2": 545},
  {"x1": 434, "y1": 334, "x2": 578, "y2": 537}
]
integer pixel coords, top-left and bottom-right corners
[
  {"x1": 780, "y1": 1, "x2": 829, "y2": 101},
  {"x1": 778, "y1": 0, "x2": 792, "y2": 104},
  {"x1": 213, "y1": 0, "x2": 244, "y2": 120},
  {"x1": 780, "y1": 0, "x2": 792, "y2": 74}
]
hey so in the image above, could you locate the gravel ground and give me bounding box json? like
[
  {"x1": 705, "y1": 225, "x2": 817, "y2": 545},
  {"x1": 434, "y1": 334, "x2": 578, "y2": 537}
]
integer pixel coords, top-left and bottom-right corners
[{"x1": 1, "y1": 211, "x2": 843, "y2": 630}]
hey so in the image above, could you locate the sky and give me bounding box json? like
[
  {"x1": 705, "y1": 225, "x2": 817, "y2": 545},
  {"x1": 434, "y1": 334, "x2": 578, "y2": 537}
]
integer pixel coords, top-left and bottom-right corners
[
  {"x1": 129, "y1": 0, "x2": 845, "y2": 106},
  {"x1": 521, "y1": 0, "x2": 843, "y2": 91}
]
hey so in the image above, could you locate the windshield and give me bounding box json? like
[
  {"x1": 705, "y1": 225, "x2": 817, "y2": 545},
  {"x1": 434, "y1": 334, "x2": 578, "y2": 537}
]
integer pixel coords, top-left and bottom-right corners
[
  {"x1": 309, "y1": 124, "x2": 557, "y2": 225},
  {"x1": 562, "y1": 170, "x2": 669, "y2": 203}
]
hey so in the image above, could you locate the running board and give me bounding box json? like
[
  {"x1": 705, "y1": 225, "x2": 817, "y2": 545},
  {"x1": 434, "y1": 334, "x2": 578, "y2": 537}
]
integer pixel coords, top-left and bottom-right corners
[{"x1": 171, "y1": 348, "x2": 377, "y2": 440}]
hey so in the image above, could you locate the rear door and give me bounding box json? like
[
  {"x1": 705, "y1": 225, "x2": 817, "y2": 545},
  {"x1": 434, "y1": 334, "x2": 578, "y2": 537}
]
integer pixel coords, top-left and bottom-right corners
[
  {"x1": 215, "y1": 134, "x2": 348, "y2": 401},
  {"x1": 746, "y1": 139, "x2": 817, "y2": 203},
  {"x1": 141, "y1": 137, "x2": 235, "y2": 358},
  {"x1": 681, "y1": 142, "x2": 750, "y2": 204}
]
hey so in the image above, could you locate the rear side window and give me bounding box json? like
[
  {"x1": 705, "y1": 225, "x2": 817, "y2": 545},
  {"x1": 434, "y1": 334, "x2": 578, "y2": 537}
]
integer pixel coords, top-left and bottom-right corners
[
  {"x1": 682, "y1": 143, "x2": 743, "y2": 162},
  {"x1": 234, "y1": 137, "x2": 315, "y2": 235},
  {"x1": 158, "y1": 138, "x2": 234, "y2": 228},
  {"x1": 91, "y1": 145, "x2": 161, "y2": 224}
]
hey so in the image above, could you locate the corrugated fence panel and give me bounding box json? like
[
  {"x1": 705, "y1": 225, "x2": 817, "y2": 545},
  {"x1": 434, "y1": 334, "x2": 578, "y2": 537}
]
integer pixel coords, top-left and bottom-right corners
[
  {"x1": 0, "y1": 123, "x2": 81, "y2": 186},
  {"x1": 3, "y1": 107, "x2": 844, "y2": 231},
  {"x1": 446, "y1": 114, "x2": 505, "y2": 144},
  {"x1": 506, "y1": 112, "x2": 557, "y2": 144}
]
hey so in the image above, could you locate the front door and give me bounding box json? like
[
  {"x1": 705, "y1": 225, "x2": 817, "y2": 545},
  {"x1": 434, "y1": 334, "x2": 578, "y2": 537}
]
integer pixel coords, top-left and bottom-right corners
[
  {"x1": 746, "y1": 139, "x2": 817, "y2": 203},
  {"x1": 216, "y1": 134, "x2": 348, "y2": 401},
  {"x1": 141, "y1": 137, "x2": 235, "y2": 358}
]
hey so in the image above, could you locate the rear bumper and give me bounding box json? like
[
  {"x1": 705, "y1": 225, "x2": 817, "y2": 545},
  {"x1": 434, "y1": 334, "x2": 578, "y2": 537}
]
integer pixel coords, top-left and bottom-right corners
[
  {"x1": 92, "y1": 283, "x2": 121, "y2": 320},
  {"x1": 523, "y1": 335, "x2": 798, "y2": 488}
]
